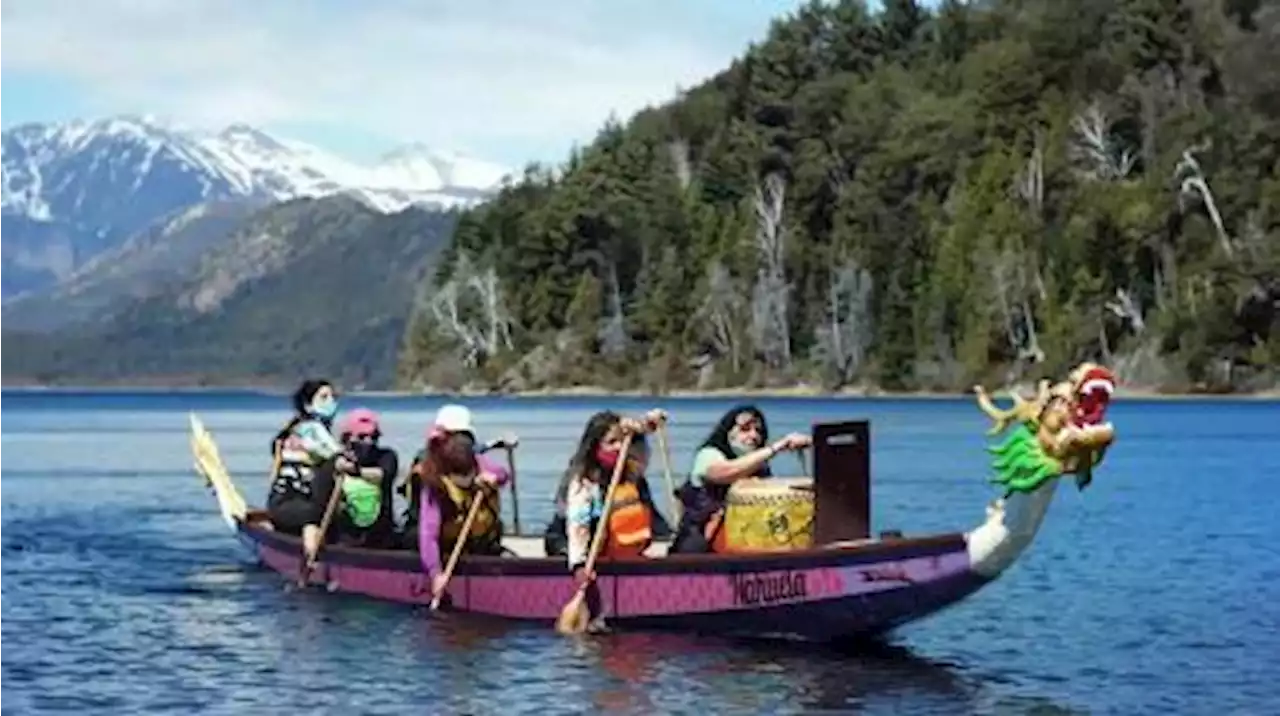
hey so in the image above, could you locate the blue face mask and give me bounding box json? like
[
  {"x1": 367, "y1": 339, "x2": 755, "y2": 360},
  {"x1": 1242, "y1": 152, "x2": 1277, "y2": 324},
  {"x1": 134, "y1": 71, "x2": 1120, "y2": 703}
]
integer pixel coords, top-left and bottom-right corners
[
  {"x1": 310, "y1": 396, "x2": 338, "y2": 420},
  {"x1": 729, "y1": 439, "x2": 754, "y2": 457}
]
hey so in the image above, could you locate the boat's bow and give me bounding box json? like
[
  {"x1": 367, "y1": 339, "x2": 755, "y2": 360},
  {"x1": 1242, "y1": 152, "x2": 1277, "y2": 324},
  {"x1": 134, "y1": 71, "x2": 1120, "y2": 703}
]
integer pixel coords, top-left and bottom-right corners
[
  {"x1": 965, "y1": 363, "x2": 1118, "y2": 579},
  {"x1": 965, "y1": 477, "x2": 1060, "y2": 577}
]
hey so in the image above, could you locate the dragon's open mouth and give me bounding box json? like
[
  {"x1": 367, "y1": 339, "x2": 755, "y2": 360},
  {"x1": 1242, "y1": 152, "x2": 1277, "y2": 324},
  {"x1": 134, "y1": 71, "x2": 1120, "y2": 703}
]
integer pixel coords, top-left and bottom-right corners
[{"x1": 1074, "y1": 369, "x2": 1115, "y2": 428}]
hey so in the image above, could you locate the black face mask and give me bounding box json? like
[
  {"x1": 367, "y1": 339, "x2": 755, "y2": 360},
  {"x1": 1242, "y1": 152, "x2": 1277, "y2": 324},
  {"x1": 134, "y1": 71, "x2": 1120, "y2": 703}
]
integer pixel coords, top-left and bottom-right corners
[{"x1": 350, "y1": 438, "x2": 378, "y2": 464}]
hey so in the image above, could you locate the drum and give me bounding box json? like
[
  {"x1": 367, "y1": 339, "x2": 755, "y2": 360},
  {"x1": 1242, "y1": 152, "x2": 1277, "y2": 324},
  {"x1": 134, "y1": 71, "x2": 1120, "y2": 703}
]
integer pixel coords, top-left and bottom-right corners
[{"x1": 717, "y1": 477, "x2": 815, "y2": 553}]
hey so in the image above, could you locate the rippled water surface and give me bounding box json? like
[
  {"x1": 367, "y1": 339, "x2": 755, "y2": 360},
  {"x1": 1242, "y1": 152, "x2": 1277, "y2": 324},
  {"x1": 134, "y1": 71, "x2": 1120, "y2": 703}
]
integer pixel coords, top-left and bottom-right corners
[{"x1": 3, "y1": 390, "x2": 1278, "y2": 715}]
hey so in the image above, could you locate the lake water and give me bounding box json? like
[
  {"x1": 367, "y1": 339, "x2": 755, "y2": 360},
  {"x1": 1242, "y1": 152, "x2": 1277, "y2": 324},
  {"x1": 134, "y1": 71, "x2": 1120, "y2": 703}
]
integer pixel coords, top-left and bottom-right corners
[{"x1": 2, "y1": 390, "x2": 1278, "y2": 715}]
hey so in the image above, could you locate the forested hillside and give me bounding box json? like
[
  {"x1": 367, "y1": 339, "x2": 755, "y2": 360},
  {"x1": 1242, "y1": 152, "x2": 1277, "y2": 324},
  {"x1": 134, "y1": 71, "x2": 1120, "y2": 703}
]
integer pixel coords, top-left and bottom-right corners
[{"x1": 398, "y1": 0, "x2": 1280, "y2": 394}]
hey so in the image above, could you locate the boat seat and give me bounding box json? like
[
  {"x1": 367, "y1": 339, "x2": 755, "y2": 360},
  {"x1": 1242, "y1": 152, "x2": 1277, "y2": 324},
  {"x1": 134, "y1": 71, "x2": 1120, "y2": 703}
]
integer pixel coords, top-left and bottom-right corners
[
  {"x1": 498, "y1": 536, "x2": 672, "y2": 559},
  {"x1": 245, "y1": 509, "x2": 275, "y2": 530}
]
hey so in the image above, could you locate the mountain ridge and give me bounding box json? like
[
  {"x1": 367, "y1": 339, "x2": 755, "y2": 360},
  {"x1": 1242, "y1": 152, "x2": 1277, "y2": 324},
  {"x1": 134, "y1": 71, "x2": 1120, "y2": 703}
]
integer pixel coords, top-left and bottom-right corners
[
  {"x1": 1, "y1": 115, "x2": 509, "y2": 297},
  {"x1": 1, "y1": 195, "x2": 459, "y2": 389},
  {"x1": 1, "y1": 200, "x2": 265, "y2": 332},
  {"x1": 2, "y1": 115, "x2": 511, "y2": 216}
]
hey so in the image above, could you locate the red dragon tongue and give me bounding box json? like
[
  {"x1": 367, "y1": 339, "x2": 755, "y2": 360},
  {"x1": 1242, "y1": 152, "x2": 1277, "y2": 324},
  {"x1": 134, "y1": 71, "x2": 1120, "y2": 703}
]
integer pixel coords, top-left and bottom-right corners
[{"x1": 1074, "y1": 369, "x2": 1116, "y2": 427}]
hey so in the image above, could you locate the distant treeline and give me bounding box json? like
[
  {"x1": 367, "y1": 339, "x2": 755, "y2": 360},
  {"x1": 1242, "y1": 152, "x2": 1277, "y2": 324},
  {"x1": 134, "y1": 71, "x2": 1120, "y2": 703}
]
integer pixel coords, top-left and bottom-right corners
[{"x1": 397, "y1": 0, "x2": 1280, "y2": 395}]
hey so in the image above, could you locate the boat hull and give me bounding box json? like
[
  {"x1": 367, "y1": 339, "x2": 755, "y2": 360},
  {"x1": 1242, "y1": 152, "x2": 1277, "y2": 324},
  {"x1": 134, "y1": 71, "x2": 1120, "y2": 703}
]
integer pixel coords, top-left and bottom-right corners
[
  {"x1": 190, "y1": 411, "x2": 1035, "y2": 642},
  {"x1": 239, "y1": 522, "x2": 991, "y2": 641}
]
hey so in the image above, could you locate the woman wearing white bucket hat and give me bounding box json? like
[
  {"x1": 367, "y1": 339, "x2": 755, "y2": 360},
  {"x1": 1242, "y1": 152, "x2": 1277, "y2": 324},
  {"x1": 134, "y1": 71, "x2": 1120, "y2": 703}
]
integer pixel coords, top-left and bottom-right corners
[{"x1": 406, "y1": 404, "x2": 516, "y2": 600}]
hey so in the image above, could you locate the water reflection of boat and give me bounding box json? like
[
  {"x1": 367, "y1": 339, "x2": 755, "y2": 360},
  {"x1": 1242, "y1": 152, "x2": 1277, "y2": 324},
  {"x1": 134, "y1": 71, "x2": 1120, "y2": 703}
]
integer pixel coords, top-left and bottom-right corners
[
  {"x1": 794, "y1": 640, "x2": 977, "y2": 712},
  {"x1": 579, "y1": 634, "x2": 982, "y2": 713},
  {"x1": 189, "y1": 413, "x2": 1070, "y2": 643}
]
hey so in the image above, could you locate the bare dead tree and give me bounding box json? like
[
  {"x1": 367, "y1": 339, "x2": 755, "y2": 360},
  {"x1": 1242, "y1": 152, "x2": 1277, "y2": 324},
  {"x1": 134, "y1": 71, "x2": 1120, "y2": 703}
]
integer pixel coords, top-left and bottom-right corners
[
  {"x1": 1175, "y1": 144, "x2": 1234, "y2": 259},
  {"x1": 1014, "y1": 135, "x2": 1049, "y2": 301},
  {"x1": 429, "y1": 281, "x2": 484, "y2": 367},
  {"x1": 813, "y1": 258, "x2": 874, "y2": 386},
  {"x1": 1069, "y1": 100, "x2": 1137, "y2": 182},
  {"x1": 427, "y1": 253, "x2": 515, "y2": 367},
  {"x1": 991, "y1": 248, "x2": 1045, "y2": 365},
  {"x1": 599, "y1": 260, "x2": 629, "y2": 355},
  {"x1": 1017, "y1": 136, "x2": 1045, "y2": 219},
  {"x1": 749, "y1": 172, "x2": 793, "y2": 372},
  {"x1": 1105, "y1": 287, "x2": 1146, "y2": 335},
  {"x1": 465, "y1": 265, "x2": 515, "y2": 356},
  {"x1": 692, "y1": 261, "x2": 746, "y2": 373},
  {"x1": 668, "y1": 139, "x2": 692, "y2": 191}
]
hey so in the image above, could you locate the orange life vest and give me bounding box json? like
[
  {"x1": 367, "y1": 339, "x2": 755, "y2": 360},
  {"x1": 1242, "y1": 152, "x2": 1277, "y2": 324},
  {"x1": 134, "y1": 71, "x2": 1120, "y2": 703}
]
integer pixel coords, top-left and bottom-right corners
[
  {"x1": 605, "y1": 481, "x2": 652, "y2": 558},
  {"x1": 710, "y1": 513, "x2": 728, "y2": 553}
]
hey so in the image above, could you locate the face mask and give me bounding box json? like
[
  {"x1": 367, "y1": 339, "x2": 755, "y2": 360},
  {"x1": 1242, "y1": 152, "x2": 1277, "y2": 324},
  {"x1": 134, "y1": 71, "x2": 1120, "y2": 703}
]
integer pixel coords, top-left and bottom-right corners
[
  {"x1": 351, "y1": 440, "x2": 375, "y2": 462},
  {"x1": 595, "y1": 445, "x2": 620, "y2": 472},
  {"x1": 310, "y1": 396, "x2": 338, "y2": 420},
  {"x1": 729, "y1": 439, "x2": 754, "y2": 457}
]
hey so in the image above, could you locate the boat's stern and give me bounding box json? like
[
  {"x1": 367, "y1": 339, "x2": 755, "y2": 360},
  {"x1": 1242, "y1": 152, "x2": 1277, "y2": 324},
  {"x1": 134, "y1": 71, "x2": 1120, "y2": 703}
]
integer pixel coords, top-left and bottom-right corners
[{"x1": 189, "y1": 412, "x2": 251, "y2": 532}]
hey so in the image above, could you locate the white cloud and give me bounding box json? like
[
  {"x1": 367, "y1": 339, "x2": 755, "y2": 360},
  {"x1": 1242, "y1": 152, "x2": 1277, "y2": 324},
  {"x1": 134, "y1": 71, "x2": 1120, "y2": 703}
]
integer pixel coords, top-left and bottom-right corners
[{"x1": 1, "y1": 0, "x2": 781, "y2": 160}]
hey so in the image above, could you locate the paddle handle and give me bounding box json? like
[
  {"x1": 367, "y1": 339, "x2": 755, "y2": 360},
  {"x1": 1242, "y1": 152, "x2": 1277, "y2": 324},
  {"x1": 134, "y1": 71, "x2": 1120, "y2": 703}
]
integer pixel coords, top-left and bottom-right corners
[
  {"x1": 300, "y1": 470, "x2": 346, "y2": 584},
  {"x1": 796, "y1": 448, "x2": 811, "y2": 477},
  {"x1": 431, "y1": 489, "x2": 486, "y2": 610},
  {"x1": 656, "y1": 425, "x2": 680, "y2": 524},
  {"x1": 578, "y1": 433, "x2": 634, "y2": 581},
  {"x1": 505, "y1": 446, "x2": 521, "y2": 536}
]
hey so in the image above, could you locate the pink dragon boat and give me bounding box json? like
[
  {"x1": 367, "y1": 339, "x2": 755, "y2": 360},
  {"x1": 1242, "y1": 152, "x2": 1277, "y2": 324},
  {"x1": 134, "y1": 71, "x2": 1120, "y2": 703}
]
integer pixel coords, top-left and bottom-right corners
[{"x1": 188, "y1": 373, "x2": 1115, "y2": 641}]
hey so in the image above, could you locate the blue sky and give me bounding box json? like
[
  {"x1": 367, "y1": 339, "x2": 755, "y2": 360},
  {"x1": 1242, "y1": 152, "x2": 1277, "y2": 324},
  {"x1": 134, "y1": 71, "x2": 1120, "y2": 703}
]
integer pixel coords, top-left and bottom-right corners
[{"x1": 1, "y1": 0, "x2": 812, "y2": 168}]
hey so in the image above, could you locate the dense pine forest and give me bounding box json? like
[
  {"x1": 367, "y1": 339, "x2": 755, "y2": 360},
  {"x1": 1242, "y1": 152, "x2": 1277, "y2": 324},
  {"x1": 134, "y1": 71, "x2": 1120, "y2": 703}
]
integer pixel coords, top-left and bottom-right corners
[{"x1": 397, "y1": 0, "x2": 1280, "y2": 395}]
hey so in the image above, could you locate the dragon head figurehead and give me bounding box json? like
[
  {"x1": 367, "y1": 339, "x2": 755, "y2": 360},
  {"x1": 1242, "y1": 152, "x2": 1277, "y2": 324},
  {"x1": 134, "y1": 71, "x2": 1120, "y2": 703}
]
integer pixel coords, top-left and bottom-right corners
[
  {"x1": 1069, "y1": 363, "x2": 1116, "y2": 430},
  {"x1": 1040, "y1": 362, "x2": 1117, "y2": 454},
  {"x1": 976, "y1": 362, "x2": 1119, "y2": 495}
]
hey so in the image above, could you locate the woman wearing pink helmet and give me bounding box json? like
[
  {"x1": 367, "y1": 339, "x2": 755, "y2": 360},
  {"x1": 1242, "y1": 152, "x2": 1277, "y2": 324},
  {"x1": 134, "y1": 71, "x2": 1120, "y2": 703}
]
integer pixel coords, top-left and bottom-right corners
[{"x1": 335, "y1": 407, "x2": 401, "y2": 548}]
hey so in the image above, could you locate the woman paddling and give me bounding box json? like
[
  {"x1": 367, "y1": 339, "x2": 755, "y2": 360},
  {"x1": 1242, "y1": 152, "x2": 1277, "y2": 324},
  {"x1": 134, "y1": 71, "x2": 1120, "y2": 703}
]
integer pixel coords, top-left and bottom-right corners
[
  {"x1": 266, "y1": 379, "x2": 358, "y2": 562},
  {"x1": 408, "y1": 405, "x2": 514, "y2": 600},
  {"x1": 543, "y1": 410, "x2": 673, "y2": 558},
  {"x1": 335, "y1": 408, "x2": 400, "y2": 549},
  {"x1": 555, "y1": 408, "x2": 667, "y2": 633}
]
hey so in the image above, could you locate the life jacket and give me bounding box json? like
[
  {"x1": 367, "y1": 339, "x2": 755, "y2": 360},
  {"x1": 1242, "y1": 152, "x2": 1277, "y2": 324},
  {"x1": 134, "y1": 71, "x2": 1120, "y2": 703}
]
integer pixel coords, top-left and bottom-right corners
[
  {"x1": 341, "y1": 478, "x2": 381, "y2": 528},
  {"x1": 604, "y1": 480, "x2": 653, "y2": 558},
  {"x1": 437, "y1": 474, "x2": 502, "y2": 553},
  {"x1": 272, "y1": 424, "x2": 329, "y2": 496}
]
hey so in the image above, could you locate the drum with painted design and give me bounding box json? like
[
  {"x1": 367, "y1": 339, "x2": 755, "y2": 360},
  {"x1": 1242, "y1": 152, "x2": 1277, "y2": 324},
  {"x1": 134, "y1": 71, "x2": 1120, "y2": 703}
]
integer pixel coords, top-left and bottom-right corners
[{"x1": 718, "y1": 477, "x2": 814, "y2": 553}]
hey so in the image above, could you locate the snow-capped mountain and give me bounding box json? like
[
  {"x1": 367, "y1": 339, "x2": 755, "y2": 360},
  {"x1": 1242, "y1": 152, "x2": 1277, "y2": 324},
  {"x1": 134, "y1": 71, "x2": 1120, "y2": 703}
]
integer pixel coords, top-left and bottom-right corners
[
  {"x1": 1, "y1": 115, "x2": 510, "y2": 297},
  {"x1": 2, "y1": 115, "x2": 511, "y2": 218}
]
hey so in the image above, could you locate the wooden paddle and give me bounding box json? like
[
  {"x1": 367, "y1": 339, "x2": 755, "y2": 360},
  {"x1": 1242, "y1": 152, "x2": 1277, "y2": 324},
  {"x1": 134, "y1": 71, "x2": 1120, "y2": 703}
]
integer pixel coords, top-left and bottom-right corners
[
  {"x1": 430, "y1": 486, "x2": 487, "y2": 611},
  {"x1": 503, "y1": 443, "x2": 522, "y2": 536},
  {"x1": 655, "y1": 423, "x2": 680, "y2": 525},
  {"x1": 555, "y1": 432, "x2": 634, "y2": 636},
  {"x1": 268, "y1": 415, "x2": 301, "y2": 489},
  {"x1": 298, "y1": 466, "x2": 347, "y2": 587}
]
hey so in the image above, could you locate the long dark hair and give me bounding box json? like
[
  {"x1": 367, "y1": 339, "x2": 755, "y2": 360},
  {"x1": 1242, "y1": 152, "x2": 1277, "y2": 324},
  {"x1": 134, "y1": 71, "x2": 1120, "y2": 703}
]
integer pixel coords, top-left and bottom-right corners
[
  {"x1": 271, "y1": 378, "x2": 333, "y2": 451},
  {"x1": 417, "y1": 431, "x2": 479, "y2": 492},
  {"x1": 407, "y1": 431, "x2": 480, "y2": 518},
  {"x1": 700, "y1": 404, "x2": 772, "y2": 478},
  {"x1": 554, "y1": 410, "x2": 649, "y2": 507}
]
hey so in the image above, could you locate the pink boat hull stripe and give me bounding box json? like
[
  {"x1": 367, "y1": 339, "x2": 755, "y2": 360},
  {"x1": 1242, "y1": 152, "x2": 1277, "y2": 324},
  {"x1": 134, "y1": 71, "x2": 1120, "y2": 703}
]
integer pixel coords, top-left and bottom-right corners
[{"x1": 254, "y1": 534, "x2": 974, "y2": 621}]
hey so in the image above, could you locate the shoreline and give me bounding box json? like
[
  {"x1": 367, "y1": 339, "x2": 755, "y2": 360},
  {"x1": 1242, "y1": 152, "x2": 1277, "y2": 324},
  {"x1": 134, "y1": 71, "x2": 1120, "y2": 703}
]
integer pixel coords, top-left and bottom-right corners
[{"x1": 4, "y1": 382, "x2": 1278, "y2": 401}]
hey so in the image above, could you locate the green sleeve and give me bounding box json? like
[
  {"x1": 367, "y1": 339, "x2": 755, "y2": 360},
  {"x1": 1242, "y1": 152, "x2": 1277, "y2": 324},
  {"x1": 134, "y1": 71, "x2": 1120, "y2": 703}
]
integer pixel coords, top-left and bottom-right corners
[{"x1": 691, "y1": 446, "x2": 728, "y2": 487}]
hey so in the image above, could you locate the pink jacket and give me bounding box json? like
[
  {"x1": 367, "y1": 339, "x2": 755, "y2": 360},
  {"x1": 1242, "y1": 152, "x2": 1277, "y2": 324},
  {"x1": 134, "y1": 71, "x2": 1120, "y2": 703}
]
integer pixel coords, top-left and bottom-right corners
[{"x1": 418, "y1": 454, "x2": 511, "y2": 579}]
